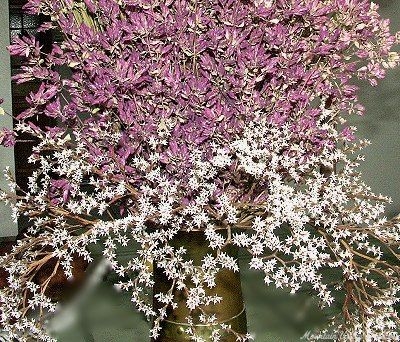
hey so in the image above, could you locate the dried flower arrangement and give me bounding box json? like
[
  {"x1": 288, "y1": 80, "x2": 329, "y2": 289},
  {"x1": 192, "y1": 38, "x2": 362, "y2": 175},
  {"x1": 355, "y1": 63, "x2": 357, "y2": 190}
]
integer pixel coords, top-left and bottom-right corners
[{"x1": 0, "y1": 0, "x2": 399, "y2": 341}]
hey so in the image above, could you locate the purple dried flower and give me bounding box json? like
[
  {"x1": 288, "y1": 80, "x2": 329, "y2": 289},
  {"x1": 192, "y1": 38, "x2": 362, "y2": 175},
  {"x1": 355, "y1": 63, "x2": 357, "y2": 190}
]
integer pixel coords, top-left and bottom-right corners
[
  {"x1": 2, "y1": 0, "x2": 398, "y2": 195},
  {"x1": 0, "y1": 128, "x2": 16, "y2": 147},
  {"x1": 49, "y1": 179, "x2": 73, "y2": 205},
  {"x1": 340, "y1": 126, "x2": 356, "y2": 142}
]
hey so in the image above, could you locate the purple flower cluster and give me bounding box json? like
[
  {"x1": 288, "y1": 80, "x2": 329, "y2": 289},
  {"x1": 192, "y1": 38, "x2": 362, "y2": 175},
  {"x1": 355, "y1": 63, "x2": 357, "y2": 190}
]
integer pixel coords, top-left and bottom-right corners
[
  {"x1": 0, "y1": 128, "x2": 16, "y2": 148},
  {"x1": 5, "y1": 0, "x2": 398, "y2": 201}
]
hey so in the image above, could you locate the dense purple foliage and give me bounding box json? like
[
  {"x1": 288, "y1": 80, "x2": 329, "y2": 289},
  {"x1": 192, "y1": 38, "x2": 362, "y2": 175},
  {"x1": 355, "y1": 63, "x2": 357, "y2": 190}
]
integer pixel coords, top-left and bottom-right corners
[{"x1": 5, "y1": 0, "x2": 398, "y2": 202}]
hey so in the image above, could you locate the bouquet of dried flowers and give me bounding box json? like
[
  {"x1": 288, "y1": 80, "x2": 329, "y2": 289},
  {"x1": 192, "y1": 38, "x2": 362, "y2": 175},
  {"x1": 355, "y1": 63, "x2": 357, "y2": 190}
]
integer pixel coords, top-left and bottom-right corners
[{"x1": 1, "y1": 0, "x2": 399, "y2": 341}]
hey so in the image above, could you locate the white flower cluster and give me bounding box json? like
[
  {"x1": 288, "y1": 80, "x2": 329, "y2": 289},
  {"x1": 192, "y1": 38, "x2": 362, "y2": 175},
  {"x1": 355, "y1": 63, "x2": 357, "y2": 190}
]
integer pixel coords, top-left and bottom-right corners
[{"x1": 1, "y1": 114, "x2": 399, "y2": 340}]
